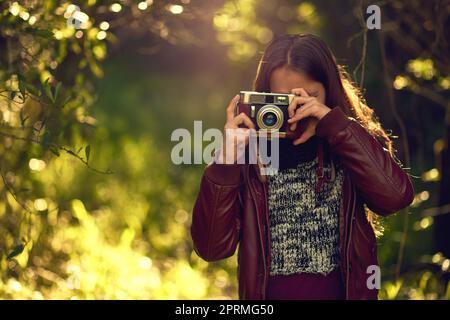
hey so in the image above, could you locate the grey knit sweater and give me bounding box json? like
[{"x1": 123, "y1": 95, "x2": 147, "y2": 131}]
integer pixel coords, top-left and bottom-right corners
[{"x1": 268, "y1": 157, "x2": 345, "y2": 276}]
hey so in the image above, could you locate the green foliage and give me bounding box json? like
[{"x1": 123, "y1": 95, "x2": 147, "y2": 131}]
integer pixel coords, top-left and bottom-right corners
[
  {"x1": 0, "y1": 0, "x2": 110, "y2": 265},
  {"x1": 7, "y1": 244, "x2": 25, "y2": 260}
]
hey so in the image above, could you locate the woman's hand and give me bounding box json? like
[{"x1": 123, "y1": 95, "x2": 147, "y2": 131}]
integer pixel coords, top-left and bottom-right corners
[
  {"x1": 218, "y1": 94, "x2": 255, "y2": 164},
  {"x1": 287, "y1": 88, "x2": 332, "y2": 145}
]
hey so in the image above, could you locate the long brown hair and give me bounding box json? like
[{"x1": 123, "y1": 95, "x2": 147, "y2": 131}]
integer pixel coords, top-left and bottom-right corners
[{"x1": 253, "y1": 33, "x2": 392, "y2": 235}]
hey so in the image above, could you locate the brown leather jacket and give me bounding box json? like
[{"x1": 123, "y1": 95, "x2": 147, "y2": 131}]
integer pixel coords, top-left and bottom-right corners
[{"x1": 191, "y1": 107, "x2": 414, "y2": 300}]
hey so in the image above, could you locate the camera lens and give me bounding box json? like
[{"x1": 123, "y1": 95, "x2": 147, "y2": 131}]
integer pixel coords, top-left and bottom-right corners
[
  {"x1": 262, "y1": 112, "x2": 277, "y2": 126},
  {"x1": 256, "y1": 105, "x2": 283, "y2": 130}
]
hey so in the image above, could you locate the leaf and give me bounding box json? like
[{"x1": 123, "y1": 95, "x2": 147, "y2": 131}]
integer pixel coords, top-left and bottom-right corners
[
  {"x1": 43, "y1": 78, "x2": 54, "y2": 102},
  {"x1": 89, "y1": 61, "x2": 104, "y2": 78},
  {"x1": 61, "y1": 94, "x2": 71, "y2": 108},
  {"x1": 85, "y1": 145, "x2": 91, "y2": 163},
  {"x1": 7, "y1": 244, "x2": 25, "y2": 260},
  {"x1": 54, "y1": 82, "x2": 61, "y2": 101},
  {"x1": 25, "y1": 83, "x2": 39, "y2": 96},
  {"x1": 50, "y1": 147, "x2": 60, "y2": 157},
  {"x1": 18, "y1": 75, "x2": 26, "y2": 97}
]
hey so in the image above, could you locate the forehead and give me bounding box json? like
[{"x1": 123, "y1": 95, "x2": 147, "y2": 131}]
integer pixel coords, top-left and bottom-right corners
[{"x1": 269, "y1": 66, "x2": 318, "y2": 93}]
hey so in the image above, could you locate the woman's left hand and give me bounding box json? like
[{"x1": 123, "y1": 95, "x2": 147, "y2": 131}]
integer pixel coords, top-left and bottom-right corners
[{"x1": 287, "y1": 88, "x2": 332, "y2": 145}]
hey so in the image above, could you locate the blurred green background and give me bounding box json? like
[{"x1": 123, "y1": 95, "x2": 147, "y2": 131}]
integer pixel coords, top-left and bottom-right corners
[{"x1": 0, "y1": 0, "x2": 449, "y2": 299}]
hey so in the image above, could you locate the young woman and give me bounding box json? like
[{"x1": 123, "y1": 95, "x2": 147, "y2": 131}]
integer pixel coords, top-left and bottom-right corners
[{"x1": 191, "y1": 33, "x2": 414, "y2": 300}]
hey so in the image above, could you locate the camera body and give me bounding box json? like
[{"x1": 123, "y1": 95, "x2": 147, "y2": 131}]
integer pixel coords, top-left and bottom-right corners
[{"x1": 236, "y1": 91, "x2": 308, "y2": 139}]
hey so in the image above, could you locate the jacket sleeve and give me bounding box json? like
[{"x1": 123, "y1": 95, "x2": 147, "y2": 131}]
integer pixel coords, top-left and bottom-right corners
[
  {"x1": 190, "y1": 162, "x2": 243, "y2": 262},
  {"x1": 316, "y1": 107, "x2": 415, "y2": 216}
]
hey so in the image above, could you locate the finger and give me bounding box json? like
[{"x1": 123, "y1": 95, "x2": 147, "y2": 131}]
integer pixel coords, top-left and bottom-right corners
[
  {"x1": 290, "y1": 120, "x2": 297, "y2": 132},
  {"x1": 293, "y1": 128, "x2": 315, "y2": 145},
  {"x1": 290, "y1": 104, "x2": 314, "y2": 131},
  {"x1": 226, "y1": 94, "x2": 240, "y2": 122},
  {"x1": 288, "y1": 103, "x2": 315, "y2": 125},
  {"x1": 291, "y1": 88, "x2": 310, "y2": 97},
  {"x1": 287, "y1": 96, "x2": 311, "y2": 118},
  {"x1": 233, "y1": 112, "x2": 255, "y2": 129}
]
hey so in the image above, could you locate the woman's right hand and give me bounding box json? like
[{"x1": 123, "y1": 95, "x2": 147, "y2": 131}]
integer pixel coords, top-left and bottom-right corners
[{"x1": 217, "y1": 94, "x2": 255, "y2": 164}]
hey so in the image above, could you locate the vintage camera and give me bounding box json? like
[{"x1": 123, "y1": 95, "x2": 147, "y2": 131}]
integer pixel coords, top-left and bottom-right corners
[{"x1": 236, "y1": 91, "x2": 308, "y2": 139}]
